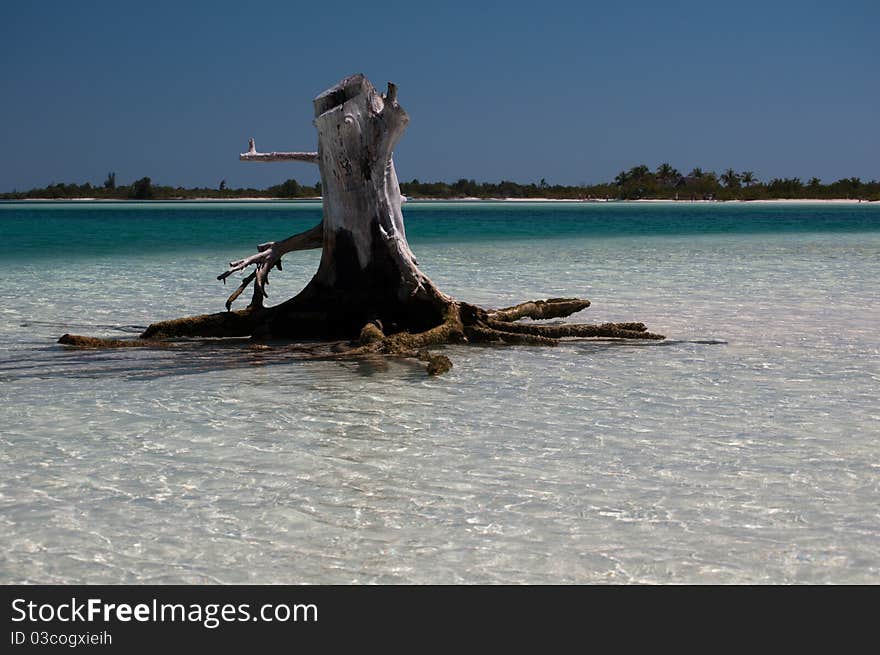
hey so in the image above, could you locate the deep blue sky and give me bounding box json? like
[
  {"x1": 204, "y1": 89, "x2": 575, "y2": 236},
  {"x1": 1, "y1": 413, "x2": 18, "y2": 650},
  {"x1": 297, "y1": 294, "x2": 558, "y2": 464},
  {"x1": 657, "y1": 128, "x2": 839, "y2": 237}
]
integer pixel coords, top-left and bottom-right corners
[{"x1": 1, "y1": 0, "x2": 877, "y2": 191}]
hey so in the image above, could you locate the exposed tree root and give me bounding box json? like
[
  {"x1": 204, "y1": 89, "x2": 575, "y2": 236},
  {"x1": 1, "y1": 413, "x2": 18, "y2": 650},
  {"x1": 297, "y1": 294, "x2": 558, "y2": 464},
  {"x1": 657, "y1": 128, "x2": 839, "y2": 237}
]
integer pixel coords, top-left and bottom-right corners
[
  {"x1": 58, "y1": 334, "x2": 167, "y2": 348},
  {"x1": 292, "y1": 298, "x2": 661, "y2": 374},
  {"x1": 465, "y1": 325, "x2": 559, "y2": 346},
  {"x1": 484, "y1": 319, "x2": 665, "y2": 340},
  {"x1": 489, "y1": 297, "x2": 591, "y2": 322},
  {"x1": 419, "y1": 351, "x2": 453, "y2": 376},
  {"x1": 342, "y1": 304, "x2": 464, "y2": 356},
  {"x1": 59, "y1": 296, "x2": 664, "y2": 374},
  {"x1": 140, "y1": 308, "x2": 262, "y2": 339}
]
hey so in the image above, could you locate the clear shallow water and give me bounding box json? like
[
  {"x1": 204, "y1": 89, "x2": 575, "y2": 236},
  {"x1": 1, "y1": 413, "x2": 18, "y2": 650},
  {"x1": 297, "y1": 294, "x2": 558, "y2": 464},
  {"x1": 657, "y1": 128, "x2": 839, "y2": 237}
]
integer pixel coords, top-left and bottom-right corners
[{"x1": 1, "y1": 201, "x2": 878, "y2": 583}]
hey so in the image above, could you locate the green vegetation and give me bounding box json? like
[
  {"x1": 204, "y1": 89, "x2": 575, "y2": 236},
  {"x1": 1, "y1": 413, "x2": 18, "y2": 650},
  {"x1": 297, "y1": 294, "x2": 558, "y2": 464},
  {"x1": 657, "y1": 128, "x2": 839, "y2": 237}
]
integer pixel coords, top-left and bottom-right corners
[
  {"x1": 1, "y1": 178, "x2": 322, "y2": 201},
  {"x1": 2, "y1": 166, "x2": 878, "y2": 201},
  {"x1": 399, "y1": 167, "x2": 879, "y2": 201}
]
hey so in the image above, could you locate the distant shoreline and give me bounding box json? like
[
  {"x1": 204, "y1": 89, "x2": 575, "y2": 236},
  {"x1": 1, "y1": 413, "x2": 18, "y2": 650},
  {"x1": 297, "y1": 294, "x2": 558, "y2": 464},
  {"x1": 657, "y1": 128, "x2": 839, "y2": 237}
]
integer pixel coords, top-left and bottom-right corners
[{"x1": 3, "y1": 197, "x2": 876, "y2": 204}]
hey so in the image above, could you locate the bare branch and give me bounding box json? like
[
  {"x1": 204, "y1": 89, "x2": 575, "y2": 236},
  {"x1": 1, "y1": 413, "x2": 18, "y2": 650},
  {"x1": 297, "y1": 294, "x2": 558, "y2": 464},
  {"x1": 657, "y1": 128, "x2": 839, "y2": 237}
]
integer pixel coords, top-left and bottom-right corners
[
  {"x1": 240, "y1": 138, "x2": 318, "y2": 163},
  {"x1": 218, "y1": 222, "x2": 324, "y2": 309},
  {"x1": 224, "y1": 271, "x2": 257, "y2": 311},
  {"x1": 489, "y1": 298, "x2": 591, "y2": 322}
]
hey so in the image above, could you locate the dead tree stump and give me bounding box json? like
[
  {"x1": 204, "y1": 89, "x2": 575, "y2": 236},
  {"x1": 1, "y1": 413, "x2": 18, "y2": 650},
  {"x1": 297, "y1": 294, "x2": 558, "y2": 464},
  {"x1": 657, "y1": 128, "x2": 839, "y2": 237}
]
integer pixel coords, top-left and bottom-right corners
[{"x1": 62, "y1": 74, "x2": 664, "y2": 374}]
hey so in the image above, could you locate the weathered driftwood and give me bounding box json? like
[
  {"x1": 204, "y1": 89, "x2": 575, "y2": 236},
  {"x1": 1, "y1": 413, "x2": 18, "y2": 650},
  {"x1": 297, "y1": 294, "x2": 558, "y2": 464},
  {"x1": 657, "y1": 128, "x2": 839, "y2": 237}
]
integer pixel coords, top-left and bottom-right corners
[
  {"x1": 60, "y1": 74, "x2": 663, "y2": 374},
  {"x1": 239, "y1": 137, "x2": 319, "y2": 164},
  {"x1": 217, "y1": 221, "x2": 323, "y2": 309}
]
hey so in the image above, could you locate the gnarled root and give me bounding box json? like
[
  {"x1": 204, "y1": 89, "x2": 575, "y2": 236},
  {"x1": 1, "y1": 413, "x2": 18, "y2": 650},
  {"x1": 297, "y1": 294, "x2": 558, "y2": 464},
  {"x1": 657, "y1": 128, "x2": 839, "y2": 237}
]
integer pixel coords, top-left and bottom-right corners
[
  {"x1": 346, "y1": 304, "x2": 464, "y2": 356},
  {"x1": 59, "y1": 295, "x2": 664, "y2": 377},
  {"x1": 58, "y1": 334, "x2": 167, "y2": 348},
  {"x1": 335, "y1": 306, "x2": 464, "y2": 375},
  {"x1": 217, "y1": 223, "x2": 323, "y2": 309},
  {"x1": 418, "y1": 350, "x2": 453, "y2": 376},
  {"x1": 489, "y1": 297, "x2": 590, "y2": 322},
  {"x1": 484, "y1": 319, "x2": 665, "y2": 340},
  {"x1": 465, "y1": 325, "x2": 559, "y2": 346},
  {"x1": 481, "y1": 297, "x2": 664, "y2": 343},
  {"x1": 140, "y1": 308, "x2": 262, "y2": 340},
  {"x1": 334, "y1": 297, "x2": 663, "y2": 375}
]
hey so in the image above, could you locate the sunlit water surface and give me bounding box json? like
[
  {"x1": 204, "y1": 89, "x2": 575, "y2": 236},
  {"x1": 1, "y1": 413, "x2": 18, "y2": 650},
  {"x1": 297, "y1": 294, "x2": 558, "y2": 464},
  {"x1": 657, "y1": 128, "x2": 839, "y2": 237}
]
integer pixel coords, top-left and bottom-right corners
[{"x1": 1, "y1": 201, "x2": 878, "y2": 583}]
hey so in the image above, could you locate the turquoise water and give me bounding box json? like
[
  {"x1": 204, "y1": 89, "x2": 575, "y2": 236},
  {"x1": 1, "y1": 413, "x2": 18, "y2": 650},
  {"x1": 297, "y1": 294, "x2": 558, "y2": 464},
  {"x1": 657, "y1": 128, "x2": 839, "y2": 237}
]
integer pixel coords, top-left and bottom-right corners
[
  {"x1": 1, "y1": 201, "x2": 879, "y2": 583},
  {"x1": 3, "y1": 201, "x2": 878, "y2": 259}
]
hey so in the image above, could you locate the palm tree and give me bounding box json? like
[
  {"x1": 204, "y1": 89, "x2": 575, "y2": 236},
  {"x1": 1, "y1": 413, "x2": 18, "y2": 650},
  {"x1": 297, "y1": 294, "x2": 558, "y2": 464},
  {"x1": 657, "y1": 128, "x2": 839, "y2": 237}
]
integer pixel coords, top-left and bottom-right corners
[
  {"x1": 688, "y1": 167, "x2": 704, "y2": 179},
  {"x1": 628, "y1": 164, "x2": 650, "y2": 180},
  {"x1": 656, "y1": 162, "x2": 680, "y2": 185},
  {"x1": 846, "y1": 177, "x2": 862, "y2": 199},
  {"x1": 614, "y1": 170, "x2": 629, "y2": 186},
  {"x1": 721, "y1": 168, "x2": 741, "y2": 189},
  {"x1": 740, "y1": 171, "x2": 756, "y2": 187}
]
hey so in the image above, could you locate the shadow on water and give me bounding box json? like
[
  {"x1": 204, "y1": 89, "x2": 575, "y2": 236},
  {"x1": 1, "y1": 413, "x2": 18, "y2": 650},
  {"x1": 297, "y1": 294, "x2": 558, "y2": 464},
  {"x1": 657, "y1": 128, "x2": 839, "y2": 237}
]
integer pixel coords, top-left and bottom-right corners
[
  {"x1": 3, "y1": 313, "x2": 729, "y2": 382},
  {"x1": 0, "y1": 337, "x2": 428, "y2": 382},
  {"x1": 19, "y1": 320, "x2": 147, "y2": 333},
  {"x1": 0, "y1": 336, "x2": 727, "y2": 383}
]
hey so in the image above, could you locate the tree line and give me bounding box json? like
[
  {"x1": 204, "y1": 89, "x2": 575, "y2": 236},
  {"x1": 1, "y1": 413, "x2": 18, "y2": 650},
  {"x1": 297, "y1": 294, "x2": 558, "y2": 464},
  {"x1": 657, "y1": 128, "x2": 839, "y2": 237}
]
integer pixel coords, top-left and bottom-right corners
[
  {"x1": 400, "y1": 166, "x2": 878, "y2": 201},
  {"x1": 0, "y1": 172, "x2": 322, "y2": 200},
  {"x1": 2, "y1": 166, "x2": 877, "y2": 201}
]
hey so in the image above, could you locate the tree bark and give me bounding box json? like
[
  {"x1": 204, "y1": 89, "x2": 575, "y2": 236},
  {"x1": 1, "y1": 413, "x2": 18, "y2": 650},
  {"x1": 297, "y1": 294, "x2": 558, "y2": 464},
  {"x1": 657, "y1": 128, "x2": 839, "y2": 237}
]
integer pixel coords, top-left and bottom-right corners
[{"x1": 261, "y1": 74, "x2": 450, "y2": 338}]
